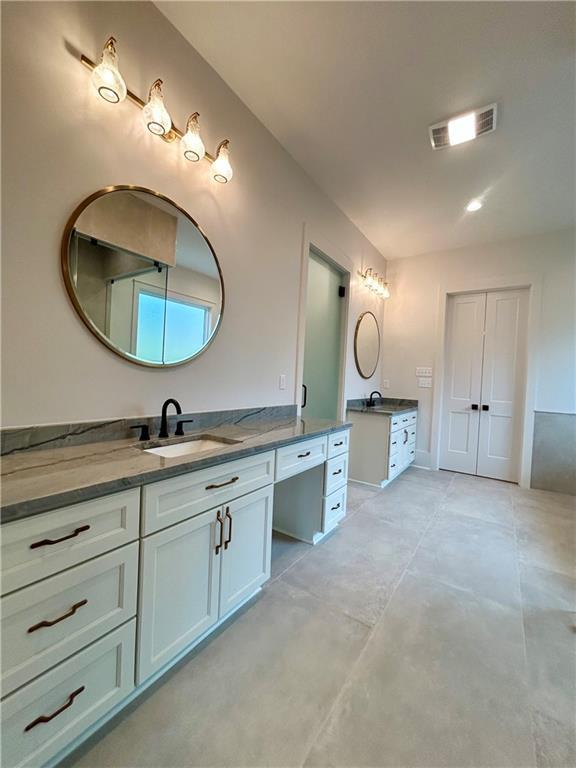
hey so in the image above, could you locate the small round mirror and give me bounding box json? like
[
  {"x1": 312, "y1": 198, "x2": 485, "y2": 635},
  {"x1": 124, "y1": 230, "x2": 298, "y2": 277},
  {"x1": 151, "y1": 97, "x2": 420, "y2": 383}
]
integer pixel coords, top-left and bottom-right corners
[
  {"x1": 62, "y1": 187, "x2": 223, "y2": 367},
  {"x1": 354, "y1": 311, "x2": 380, "y2": 378}
]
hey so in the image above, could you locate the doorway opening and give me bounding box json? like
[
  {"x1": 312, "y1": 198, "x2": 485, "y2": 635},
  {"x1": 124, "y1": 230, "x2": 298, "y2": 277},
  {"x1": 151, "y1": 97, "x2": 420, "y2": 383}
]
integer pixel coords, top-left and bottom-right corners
[
  {"x1": 301, "y1": 247, "x2": 348, "y2": 421},
  {"x1": 439, "y1": 288, "x2": 529, "y2": 483}
]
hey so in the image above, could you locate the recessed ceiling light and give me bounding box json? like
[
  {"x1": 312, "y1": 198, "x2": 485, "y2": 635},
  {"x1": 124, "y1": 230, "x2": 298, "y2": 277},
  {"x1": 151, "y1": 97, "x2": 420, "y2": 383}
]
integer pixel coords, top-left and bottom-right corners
[{"x1": 466, "y1": 198, "x2": 483, "y2": 212}]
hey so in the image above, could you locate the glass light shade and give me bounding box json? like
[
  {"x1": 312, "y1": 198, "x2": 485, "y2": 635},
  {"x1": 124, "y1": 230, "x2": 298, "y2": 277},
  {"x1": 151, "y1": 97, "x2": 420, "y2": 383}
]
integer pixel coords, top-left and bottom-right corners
[
  {"x1": 381, "y1": 282, "x2": 391, "y2": 299},
  {"x1": 448, "y1": 112, "x2": 476, "y2": 146},
  {"x1": 212, "y1": 141, "x2": 233, "y2": 183},
  {"x1": 466, "y1": 198, "x2": 483, "y2": 212},
  {"x1": 182, "y1": 113, "x2": 205, "y2": 162},
  {"x1": 91, "y1": 38, "x2": 127, "y2": 104},
  {"x1": 143, "y1": 80, "x2": 172, "y2": 136}
]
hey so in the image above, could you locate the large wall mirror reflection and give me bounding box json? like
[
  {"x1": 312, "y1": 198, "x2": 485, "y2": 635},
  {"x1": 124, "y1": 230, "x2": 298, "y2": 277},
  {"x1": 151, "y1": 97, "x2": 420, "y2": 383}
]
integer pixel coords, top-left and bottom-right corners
[
  {"x1": 62, "y1": 186, "x2": 224, "y2": 367},
  {"x1": 354, "y1": 311, "x2": 380, "y2": 379}
]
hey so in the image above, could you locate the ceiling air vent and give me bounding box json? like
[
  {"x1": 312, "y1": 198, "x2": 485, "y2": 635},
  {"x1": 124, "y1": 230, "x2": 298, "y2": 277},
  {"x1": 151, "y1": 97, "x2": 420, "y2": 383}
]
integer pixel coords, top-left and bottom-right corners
[{"x1": 429, "y1": 103, "x2": 497, "y2": 150}]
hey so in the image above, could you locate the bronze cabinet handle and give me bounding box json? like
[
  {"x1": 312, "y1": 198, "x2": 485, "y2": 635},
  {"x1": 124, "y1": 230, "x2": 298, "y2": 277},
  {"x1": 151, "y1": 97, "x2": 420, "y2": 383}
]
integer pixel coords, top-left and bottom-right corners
[
  {"x1": 332, "y1": 469, "x2": 343, "y2": 475},
  {"x1": 28, "y1": 599, "x2": 88, "y2": 634},
  {"x1": 404, "y1": 429, "x2": 409, "y2": 445},
  {"x1": 224, "y1": 508, "x2": 232, "y2": 550},
  {"x1": 206, "y1": 476, "x2": 239, "y2": 491},
  {"x1": 297, "y1": 451, "x2": 311, "y2": 458},
  {"x1": 30, "y1": 525, "x2": 91, "y2": 550},
  {"x1": 334, "y1": 441, "x2": 344, "y2": 447},
  {"x1": 331, "y1": 503, "x2": 341, "y2": 511},
  {"x1": 391, "y1": 463, "x2": 396, "y2": 468},
  {"x1": 215, "y1": 511, "x2": 224, "y2": 554},
  {"x1": 24, "y1": 686, "x2": 85, "y2": 732}
]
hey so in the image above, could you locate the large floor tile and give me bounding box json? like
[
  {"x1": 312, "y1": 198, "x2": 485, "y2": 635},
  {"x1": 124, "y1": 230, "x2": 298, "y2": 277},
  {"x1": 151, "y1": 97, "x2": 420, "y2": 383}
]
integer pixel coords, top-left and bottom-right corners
[
  {"x1": 531, "y1": 709, "x2": 576, "y2": 768},
  {"x1": 305, "y1": 573, "x2": 534, "y2": 768},
  {"x1": 281, "y1": 512, "x2": 421, "y2": 626},
  {"x1": 380, "y1": 481, "x2": 446, "y2": 509},
  {"x1": 513, "y1": 487, "x2": 575, "y2": 515},
  {"x1": 441, "y1": 487, "x2": 516, "y2": 528},
  {"x1": 408, "y1": 511, "x2": 522, "y2": 608},
  {"x1": 520, "y1": 564, "x2": 576, "y2": 724},
  {"x1": 270, "y1": 530, "x2": 311, "y2": 580},
  {"x1": 516, "y1": 515, "x2": 575, "y2": 579},
  {"x1": 394, "y1": 467, "x2": 455, "y2": 491},
  {"x1": 450, "y1": 473, "x2": 515, "y2": 498},
  {"x1": 346, "y1": 480, "x2": 382, "y2": 512},
  {"x1": 67, "y1": 580, "x2": 369, "y2": 768},
  {"x1": 358, "y1": 493, "x2": 439, "y2": 534}
]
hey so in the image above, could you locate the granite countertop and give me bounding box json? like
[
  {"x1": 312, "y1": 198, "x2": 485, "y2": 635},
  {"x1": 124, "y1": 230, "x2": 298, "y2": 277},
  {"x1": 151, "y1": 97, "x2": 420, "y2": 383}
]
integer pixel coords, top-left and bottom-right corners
[
  {"x1": 346, "y1": 397, "x2": 418, "y2": 416},
  {"x1": 1, "y1": 418, "x2": 350, "y2": 524}
]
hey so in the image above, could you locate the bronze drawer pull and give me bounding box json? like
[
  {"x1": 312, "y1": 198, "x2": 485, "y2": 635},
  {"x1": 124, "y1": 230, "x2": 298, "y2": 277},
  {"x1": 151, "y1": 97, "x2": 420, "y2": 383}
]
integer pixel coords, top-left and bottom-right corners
[
  {"x1": 297, "y1": 451, "x2": 311, "y2": 458},
  {"x1": 30, "y1": 525, "x2": 90, "y2": 550},
  {"x1": 331, "y1": 503, "x2": 341, "y2": 511},
  {"x1": 332, "y1": 469, "x2": 343, "y2": 476},
  {"x1": 402, "y1": 418, "x2": 408, "y2": 422},
  {"x1": 392, "y1": 440, "x2": 397, "y2": 446},
  {"x1": 27, "y1": 599, "x2": 88, "y2": 634},
  {"x1": 391, "y1": 463, "x2": 396, "y2": 468},
  {"x1": 404, "y1": 429, "x2": 409, "y2": 445},
  {"x1": 24, "y1": 686, "x2": 85, "y2": 732},
  {"x1": 224, "y1": 508, "x2": 232, "y2": 550},
  {"x1": 334, "y1": 441, "x2": 344, "y2": 447},
  {"x1": 215, "y1": 511, "x2": 224, "y2": 554},
  {"x1": 206, "y1": 476, "x2": 239, "y2": 490}
]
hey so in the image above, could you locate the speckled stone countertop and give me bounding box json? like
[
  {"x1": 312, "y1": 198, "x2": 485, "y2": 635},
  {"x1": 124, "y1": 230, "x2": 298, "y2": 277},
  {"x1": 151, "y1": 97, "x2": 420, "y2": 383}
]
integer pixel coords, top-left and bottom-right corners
[
  {"x1": 346, "y1": 397, "x2": 418, "y2": 416},
  {"x1": 1, "y1": 418, "x2": 350, "y2": 524}
]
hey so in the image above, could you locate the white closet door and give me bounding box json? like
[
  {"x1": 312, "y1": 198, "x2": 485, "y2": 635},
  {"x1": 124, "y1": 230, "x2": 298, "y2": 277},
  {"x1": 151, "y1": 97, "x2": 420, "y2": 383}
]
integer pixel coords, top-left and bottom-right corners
[
  {"x1": 477, "y1": 289, "x2": 528, "y2": 482},
  {"x1": 439, "y1": 293, "x2": 486, "y2": 474}
]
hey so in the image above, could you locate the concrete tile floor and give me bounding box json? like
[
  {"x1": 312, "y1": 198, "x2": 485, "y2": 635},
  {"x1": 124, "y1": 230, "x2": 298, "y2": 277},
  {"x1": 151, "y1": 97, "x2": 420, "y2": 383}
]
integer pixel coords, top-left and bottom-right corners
[{"x1": 66, "y1": 469, "x2": 575, "y2": 768}]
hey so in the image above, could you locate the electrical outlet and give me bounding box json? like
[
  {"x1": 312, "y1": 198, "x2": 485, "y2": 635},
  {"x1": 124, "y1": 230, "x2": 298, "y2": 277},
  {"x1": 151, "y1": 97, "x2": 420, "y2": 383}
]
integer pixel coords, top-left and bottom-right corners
[
  {"x1": 279, "y1": 374, "x2": 286, "y2": 390},
  {"x1": 382, "y1": 379, "x2": 390, "y2": 389}
]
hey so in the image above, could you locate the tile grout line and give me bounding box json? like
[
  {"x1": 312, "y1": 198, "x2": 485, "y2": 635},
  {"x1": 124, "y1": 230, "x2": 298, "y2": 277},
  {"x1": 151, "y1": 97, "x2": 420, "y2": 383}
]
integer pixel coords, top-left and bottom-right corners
[{"x1": 299, "y1": 474, "x2": 453, "y2": 767}]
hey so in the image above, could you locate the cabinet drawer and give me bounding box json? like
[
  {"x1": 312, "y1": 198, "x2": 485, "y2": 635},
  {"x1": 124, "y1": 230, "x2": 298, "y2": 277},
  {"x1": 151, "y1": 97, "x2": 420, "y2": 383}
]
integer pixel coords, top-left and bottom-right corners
[
  {"x1": 407, "y1": 446, "x2": 416, "y2": 464},
  {"x1": 327, "y1": 430, "x2": 350, "y2": 459},
  {"x1": 1, "y1": 621, "x2": 135, "y2": 768},
  {"x1": 142, "y1": 451, "x2": 275, "y2": 535},
  {"x1": 322, "y1": 486, "x2": 347, "y2": 533},
  {"x1": 275, "y1": 437, "x2": 327, "y2": 482},
  {"x1": 1, "y1": 490, "x2": 140, "y2": 596},
  {"x1": 389, "y1": 433, "x2": 401, "y2": 456},
  {"x1": 324, "y1": 454, "x2": 349, "y2": 496},
  {"x1": 388, "y1": 455, "x2": 402, "y2": 478},
  {"x1": 1, "y1": 543, "x2": 138, "y2": 696},
  {"x1": 391, "y1": 411, "x2": 417, "y2": 432}
]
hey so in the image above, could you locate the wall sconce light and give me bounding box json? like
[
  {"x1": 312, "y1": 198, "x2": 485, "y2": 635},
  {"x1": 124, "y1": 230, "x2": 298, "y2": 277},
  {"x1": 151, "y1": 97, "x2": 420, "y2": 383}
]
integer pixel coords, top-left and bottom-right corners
[
  {"x1": 91, "y1": 37, "x2": 127, "y2": 104},
  {"x1": 359, "y1": 268, "x2": 390, "y2": 299},
  {"x1": 182, "y1": 112, "x2": 205, "y2": 162},
  {"x1": 81, "y1": 37, "x2": 233, "y2": 182}
]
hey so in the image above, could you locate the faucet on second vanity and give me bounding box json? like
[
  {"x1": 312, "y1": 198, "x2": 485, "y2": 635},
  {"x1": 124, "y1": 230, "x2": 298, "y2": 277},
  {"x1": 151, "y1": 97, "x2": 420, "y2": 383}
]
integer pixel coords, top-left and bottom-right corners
[{"x1": 367, "y1": 391, "x2": 383, "y2": 408}]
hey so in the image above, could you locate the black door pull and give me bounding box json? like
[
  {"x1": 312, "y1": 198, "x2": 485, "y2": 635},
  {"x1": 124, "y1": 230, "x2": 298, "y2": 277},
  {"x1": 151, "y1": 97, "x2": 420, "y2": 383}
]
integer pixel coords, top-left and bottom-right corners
[
  {"x1": 302, "y1": 384, "x2": 308, "y2": 409},
  {"x1": 471, "y1": 404, "x2": 479, "y2": 410},
  {"x1": 482, "y1": 404, "x2": 490, "y2": 411}
]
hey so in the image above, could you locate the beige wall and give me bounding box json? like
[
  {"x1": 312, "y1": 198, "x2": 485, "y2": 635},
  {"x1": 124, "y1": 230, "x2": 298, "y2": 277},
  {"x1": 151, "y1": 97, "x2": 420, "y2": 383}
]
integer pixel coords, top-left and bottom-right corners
[
  {"x1": 1, "y1": 1, "x2": 386, "y2": 427},
  {"x1": 381, "y1": 228, "x2": 576, "y2": 468}
]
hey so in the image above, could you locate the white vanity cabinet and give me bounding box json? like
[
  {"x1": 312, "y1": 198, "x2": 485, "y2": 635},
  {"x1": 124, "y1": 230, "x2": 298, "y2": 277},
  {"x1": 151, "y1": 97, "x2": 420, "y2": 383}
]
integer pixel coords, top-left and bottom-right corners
[
  {"x1": 348, "y1": 410, "x2": 417, "y2": 486},
  {"x1": 138, "y1": 485, "x2": 273, "y2": 683}
]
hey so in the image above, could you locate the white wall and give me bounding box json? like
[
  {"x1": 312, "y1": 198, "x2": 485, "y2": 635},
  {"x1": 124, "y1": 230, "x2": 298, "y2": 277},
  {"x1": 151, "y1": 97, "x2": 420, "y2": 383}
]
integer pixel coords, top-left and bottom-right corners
[
  {"x1": 382, "y1": 227, "x2": 576, "y2": 468},
  {"x1": 1, "y1": 1, "x2": 386, "y2": 427}
]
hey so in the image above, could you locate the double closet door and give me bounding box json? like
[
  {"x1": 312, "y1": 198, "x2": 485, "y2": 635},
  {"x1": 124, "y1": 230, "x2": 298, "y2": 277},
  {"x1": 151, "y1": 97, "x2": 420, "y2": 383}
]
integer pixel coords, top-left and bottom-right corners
[{"x1": 439, "y1": 289, "x2": 528, "y2": 482}]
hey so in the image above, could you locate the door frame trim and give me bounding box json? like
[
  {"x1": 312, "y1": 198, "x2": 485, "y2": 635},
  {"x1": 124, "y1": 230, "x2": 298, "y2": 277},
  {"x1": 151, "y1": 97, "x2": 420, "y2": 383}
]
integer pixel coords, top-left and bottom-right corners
[
  {"x1": 430, "y1": 273, "x2": 542, "y2": 487},
  {"x1": 295, "y1": 224, "x2": 351, "y2": 421}
]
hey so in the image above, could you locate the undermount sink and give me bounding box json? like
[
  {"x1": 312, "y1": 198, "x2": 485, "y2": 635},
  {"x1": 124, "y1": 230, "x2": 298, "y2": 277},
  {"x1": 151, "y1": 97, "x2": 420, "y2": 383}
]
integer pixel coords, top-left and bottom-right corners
[{"x1": 144, "y1": 436, "x2": 242, "y2": 459}]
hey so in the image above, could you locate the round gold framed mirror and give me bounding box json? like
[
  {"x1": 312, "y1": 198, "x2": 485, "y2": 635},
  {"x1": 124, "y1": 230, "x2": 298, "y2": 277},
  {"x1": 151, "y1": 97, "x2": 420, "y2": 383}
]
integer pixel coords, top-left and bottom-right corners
[
  {"x1": 61, "y1": 186, "x2": 224, "y2": 368},
  {"x1": 354, "y1": 311, "x2": 380, "y2": 378}
]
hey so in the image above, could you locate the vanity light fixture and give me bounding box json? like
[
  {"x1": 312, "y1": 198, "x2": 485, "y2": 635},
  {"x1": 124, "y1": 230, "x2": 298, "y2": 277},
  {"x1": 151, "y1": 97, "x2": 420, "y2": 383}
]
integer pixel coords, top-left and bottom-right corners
[
  {"x1": 359, "y1": 268, "x2": 390, "y2": 299},
  {"x1": 91, "y1": 37, "x2": 127, "y2": 104},
  {"x1": 182, "y1": 112, "x2": 206, "y2": 162},
  {"x1": 211, "y1": 140, "x2": 233, "y2": 183},
  {"x1": 143, "y1": 79, "x2": 172, "y2": 136},
  {"x1": 80, "y1": 38, "x2": 233, "y2": 182}
]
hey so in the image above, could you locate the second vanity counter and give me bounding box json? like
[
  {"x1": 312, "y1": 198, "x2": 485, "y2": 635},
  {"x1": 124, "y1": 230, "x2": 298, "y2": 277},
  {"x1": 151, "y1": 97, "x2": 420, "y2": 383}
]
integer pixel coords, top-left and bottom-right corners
[{"x1": 1, "y1": 418, "x2": 350, "y2": 523}]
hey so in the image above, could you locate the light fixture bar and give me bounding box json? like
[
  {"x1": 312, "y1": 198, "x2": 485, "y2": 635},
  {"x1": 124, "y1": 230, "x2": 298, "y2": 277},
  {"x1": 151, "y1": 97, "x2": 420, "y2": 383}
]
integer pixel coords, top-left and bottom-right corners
[{"x1": 80, "y1": 54, "x2": 217, "y2": 162}]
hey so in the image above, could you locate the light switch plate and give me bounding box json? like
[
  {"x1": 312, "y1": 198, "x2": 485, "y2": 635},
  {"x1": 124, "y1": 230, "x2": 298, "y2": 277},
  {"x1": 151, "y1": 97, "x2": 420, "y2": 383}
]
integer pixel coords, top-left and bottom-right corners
[
  {"x1": 382, "y1": 379, "x2": 390, "y2": 389},
  {"x1": 416, "y1": 367, "x2": 433, "y2": 377},
  {"x1": 418, "y1": 377, "x2": 433, "y2": 388}
]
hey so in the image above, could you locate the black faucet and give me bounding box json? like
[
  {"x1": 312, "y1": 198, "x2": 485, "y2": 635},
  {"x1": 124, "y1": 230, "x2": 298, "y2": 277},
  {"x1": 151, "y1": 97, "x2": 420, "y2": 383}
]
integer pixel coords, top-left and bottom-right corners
[
  {"x1": 367, "y1": 391, "x2": 382, "y2": 408},
  {"x1": 159, "y1": 398, "x2": 182, "y2": 439}
]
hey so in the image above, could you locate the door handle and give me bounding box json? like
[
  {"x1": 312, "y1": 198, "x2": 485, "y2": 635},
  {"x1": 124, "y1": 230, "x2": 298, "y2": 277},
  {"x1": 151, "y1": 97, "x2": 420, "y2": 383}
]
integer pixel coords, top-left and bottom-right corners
[
  {"x1": 471, "y1": 404, "x2": 479, "y2": 410},
  {"x1": 224, "y1": 508, "x2": 232, "y2": 550},
  {"x1": 482, "y1": 404, "x2": 490, "y2": 411},
  {"x1": 302, "y1": 384, "x2": 308, "y2": 409},
  {"x1": 215, "y1": 511, "x2": 224, "y2": 554}
]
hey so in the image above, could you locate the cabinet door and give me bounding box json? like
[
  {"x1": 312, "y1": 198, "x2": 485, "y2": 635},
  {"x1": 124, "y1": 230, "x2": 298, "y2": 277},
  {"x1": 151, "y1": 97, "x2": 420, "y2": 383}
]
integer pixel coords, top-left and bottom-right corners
[
  {"x1": 137, "y1": 509, "x2": 221, "y2": 683},
  {"x1": 219, "y1": 486, "x2": 273, "y2": 619}
]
